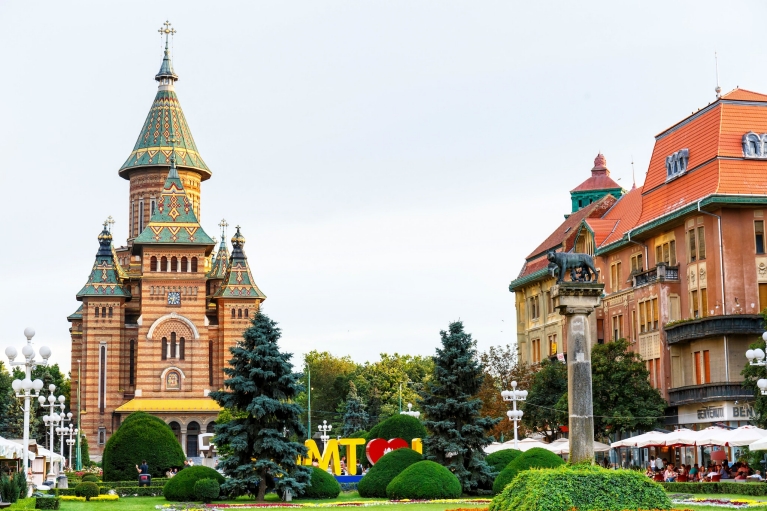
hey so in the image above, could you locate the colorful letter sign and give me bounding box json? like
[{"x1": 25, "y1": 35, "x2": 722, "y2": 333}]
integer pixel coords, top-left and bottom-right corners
[{"x1": 303, "y1": 437, "x2": 422, "y2": 475}]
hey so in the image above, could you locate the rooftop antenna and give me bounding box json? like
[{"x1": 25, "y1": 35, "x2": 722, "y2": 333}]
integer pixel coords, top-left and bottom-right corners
[{"x1": 715, "y1": 51, "x2": 722, "y2": 98}]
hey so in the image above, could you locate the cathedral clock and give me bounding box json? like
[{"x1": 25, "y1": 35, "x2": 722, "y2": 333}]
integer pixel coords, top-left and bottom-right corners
[{"x1": 167, "y1": 292, "x2": 181, "y2": 306}]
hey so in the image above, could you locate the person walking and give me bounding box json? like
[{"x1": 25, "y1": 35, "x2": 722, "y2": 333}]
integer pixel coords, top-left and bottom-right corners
[{"x1": 136, "y1": 460, "x2": 151, "y2": 487}]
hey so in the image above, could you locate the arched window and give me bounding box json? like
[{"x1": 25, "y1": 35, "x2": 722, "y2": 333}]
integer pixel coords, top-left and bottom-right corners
[
  {"x1": 179, "y1": 338, "x2": 185, "y2": 360},
  {"x1": 150, "y1": 256, "x2": 157, "y2": 271},
  {"x1": 231, "y1": 308, "x2": 236, "y2": 319},
  {"x1": 169, "y1": 421, "x2": 181, "y2": 444},
  {"x1": 238, "y1": 309, "x2": 242, "y2": 319},
  {"x1": 161, "y1": 256, "x2": 168, "y2": 271},
  {"x1": 161, "y1": 337, "x2": 168, "y2": 361},
  {"x1": 181, "y1": 257, "x2": 188, "y2": 273},
  {"x1": 244, "y1": 308, "x2": 249, "y2": 318},
  {"x1": 191, "y1": 257, "x2": 198, "y2": 273},
  {"x1": 206, "y1": 421, "x2": 216, "y2": 434},
  {"x1": 170, "y1": 332, "x2": 177, "y2": 358},
  {"x1": 171, "y1": 257, "x2": 178, "y2": 272},
  {"x1": 101, "y1": 307, "x2": 107, "y2": 318},
  {"x1": 108, "y1": 307, "x2": 113, "y2": 318}
]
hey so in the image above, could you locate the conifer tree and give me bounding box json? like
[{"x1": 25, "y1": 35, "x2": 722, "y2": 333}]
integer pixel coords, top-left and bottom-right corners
[
  {"x1": 420, "y1": 321, "x2": 499, "y2": 493},
  {"x1": 210, "y1": 312, "x2": 310, "y2": 501},
  {"x1": 342, "y1": 382, "x2": 369, "y2": 436}
]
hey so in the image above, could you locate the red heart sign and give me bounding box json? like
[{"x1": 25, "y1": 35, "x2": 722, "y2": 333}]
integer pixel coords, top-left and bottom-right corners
[{"x1": 365, "y1": 438, "x2": 409, "y2": 465}]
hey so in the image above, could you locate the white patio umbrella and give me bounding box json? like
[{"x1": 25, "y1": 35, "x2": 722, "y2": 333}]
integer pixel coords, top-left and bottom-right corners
[
  {"x1": 484, "y1": 442, "x2": 508, "y2": 454},
  {"x1": 515, "y1": 437, "x2": 549, "y2": 451},
  {"x1": 749, "y1": 435, "x2": 767, "y2": 451},
  {"x1": 699, "y1": 426, "x2": 767, "y2": 447},
  {"x1": 0, "y1": 436, "x2": 32, "y2": 461},
  {"x1": 611, "y1": 430, "x2": 668, "y2": 448},
  {"x1": 544, "y1": 438, "x2": 611, "y2": 455},
  {"x1": 661, "y1": 428, "x2": 699, "y2": 446}
]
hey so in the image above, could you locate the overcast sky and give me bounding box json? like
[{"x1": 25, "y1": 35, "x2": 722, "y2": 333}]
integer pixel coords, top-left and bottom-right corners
[{"x1": 1, "y1": 1, "x2": 766, "y2": 377}]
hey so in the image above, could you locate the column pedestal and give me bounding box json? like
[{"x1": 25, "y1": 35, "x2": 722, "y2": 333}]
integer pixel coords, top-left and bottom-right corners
[{"x1": 552, "y1": 282, "x2": 603, "y2": 464}]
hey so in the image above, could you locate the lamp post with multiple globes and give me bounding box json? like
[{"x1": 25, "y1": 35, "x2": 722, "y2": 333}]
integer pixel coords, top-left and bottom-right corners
[
  {"x1": 501, "y1": 381, "x2": 528, "y2": 450},
  {"x1": 318, "y1": 420, "x2": 332, "y2": 453},
  {"x1": 39, "y1": 384, "x2": 66, "y2": 473},
  {"x1": 5, "y1": 328, "x2": 51, "y2": 474},
  {"x1": 400, "y1": 403, "x2": 421, "y2": 418},
  {"x1": 65, "y1": 425, "x2": 78, "y2": 471},
  {"x1": 746, "y1": 333, "x2": 767, "y2": 394}
]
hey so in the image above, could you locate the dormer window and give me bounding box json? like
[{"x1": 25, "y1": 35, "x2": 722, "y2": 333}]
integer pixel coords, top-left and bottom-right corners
[
  {"x1": 743, "y1": 132, "x2": 767, "y2": 158},
  {"x1": 666, "y1": 148, "x2": 689, "y2": 180}
]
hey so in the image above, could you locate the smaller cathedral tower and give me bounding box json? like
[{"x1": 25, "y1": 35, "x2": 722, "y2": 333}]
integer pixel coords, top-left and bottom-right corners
[{"x1": 569, "y1": 153, "x2": 624, "y2": 213}]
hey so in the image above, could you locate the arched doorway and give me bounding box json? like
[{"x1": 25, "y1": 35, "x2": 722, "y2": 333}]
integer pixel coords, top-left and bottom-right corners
[
  {"x1": 187, "y1": 421, "x2": 200, "y2": 457},
  {"x1": 169, "y1": 421, "x2": 181, "y2": 446}
]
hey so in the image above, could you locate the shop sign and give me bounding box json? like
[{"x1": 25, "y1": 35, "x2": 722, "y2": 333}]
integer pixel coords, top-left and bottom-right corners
[{"x1": 678, "y1": 401, "x2": 754, "y2": 424}]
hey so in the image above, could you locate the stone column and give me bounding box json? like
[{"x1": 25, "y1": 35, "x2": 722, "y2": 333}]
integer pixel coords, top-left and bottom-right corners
[{"x1": 552, "y1": 282, "x2": 604, "y2": 464}]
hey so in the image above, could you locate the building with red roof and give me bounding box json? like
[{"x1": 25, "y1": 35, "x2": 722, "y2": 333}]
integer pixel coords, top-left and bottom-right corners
[{"x1": 510, "y1": 88, "x2": 767, "y2": 432}]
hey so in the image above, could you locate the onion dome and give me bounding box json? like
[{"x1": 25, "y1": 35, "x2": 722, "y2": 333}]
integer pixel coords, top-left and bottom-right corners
[
  {"x1": 77, "y1": 224, "x2": 131, "y2": 300},
  {"x1": 214, "y1": 226, "x2": 266, "y2": 300},
  {"x1": 119, "y1": 22, "x2": 210, "y2": 180}
]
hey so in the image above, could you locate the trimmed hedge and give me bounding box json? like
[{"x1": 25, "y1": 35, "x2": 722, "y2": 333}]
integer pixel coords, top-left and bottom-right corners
[
  {"x1": 486, "y1": 449, "x2": 523, "y2": 474},
  {"x1": 80, "y1": 475, "x2": 99, "y2": 483},
  {"x1": 301, "y1": 467, "x2": 341, "y2": 500},
  {"x1": 492, "y1": 447, "x2": 564, "y2": 495},
  {"x1": 661, "y1": 481, "x2": 767, "y2": 495},
  {"x1": 357, "y1": 448, "x2": 423, "y2": 498},
  {"x1": 102, "y1": 411, "x2": 186, "y2": 481},
  {"x1": 490, "y1": 465, "x2": 671, "y2": 511},
  {"x1": 34, "y1": 497, "x2": 60, "y2": 510},
  {"x1": 367, "y1": 415, "x2": 426, "y2": 445},
  {"x1": 194, "y1": 479, "x2": 220, "y2": 503},
  {"x1": 386, "y1": 460, "x2": 462, "y2": 500},
  {"x1": 163, "y1": 466, "x2": 226, "y2": 502},
  {"x1": 73, "y1": 482, "x2": 99, "y2": 501}
]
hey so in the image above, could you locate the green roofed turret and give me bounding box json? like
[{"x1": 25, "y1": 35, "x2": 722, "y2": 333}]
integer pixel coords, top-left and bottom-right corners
[
  {"x1": 213, "y1": 226, "x2": 266, "y2": 299},
  {"x1": 76, "y1": 224, "x2": 132, "y2": 300},
  {"x1": 208, "y1": 219, "x2": 230, "y2": 280},
  {"x1": 119, "y1": 21, "x2": 210, "y2": 180},
  {"x1": 132, "y1": 156, "x2": 215, "y2": 252}
]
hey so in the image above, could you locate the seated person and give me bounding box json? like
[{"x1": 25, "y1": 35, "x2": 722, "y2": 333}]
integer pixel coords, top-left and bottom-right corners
[
  {"x1": 645, "y1": 464, "x2": 655, "y2": 477},
  {"x1": 689, "y1": 463, "x2": 699, "y2": 482},
  {"x1": 705, "y1": 466, "x2": 720, "y2": 481},
  {"x1": 664, "y1": 465, "x2": 678, "y2": 482},
  {"x1": 719, "y1": 463, "x2": 730, "y2": 479},
  {"x1": 748, "y1": 470, "x2": 764, "y2": 481}
]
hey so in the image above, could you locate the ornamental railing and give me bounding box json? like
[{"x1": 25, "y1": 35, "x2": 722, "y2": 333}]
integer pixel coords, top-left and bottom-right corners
[
  {"x1": 633, "y1": 263, "x2": 679, "y2": 288},
  {"x1": 668, "y1": 382, "x2": 753, "y2": 406}
]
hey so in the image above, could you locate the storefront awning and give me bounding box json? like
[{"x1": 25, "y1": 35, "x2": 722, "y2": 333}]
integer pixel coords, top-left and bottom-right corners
[{"x1": 114, "y1": 398, "x2": 221, "y2": 413}]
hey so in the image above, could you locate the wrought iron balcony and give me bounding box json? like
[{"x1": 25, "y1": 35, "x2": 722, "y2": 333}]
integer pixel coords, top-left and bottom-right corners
[
  {"x1": 664, "y1": 314, "x2": 763, "y2": 344},
  {"x1": 668, "y1": 382, "x2": 754, "y2": 406},
  {"x1": 633, "y1": 263, "x2": 679, "y2": 287}
]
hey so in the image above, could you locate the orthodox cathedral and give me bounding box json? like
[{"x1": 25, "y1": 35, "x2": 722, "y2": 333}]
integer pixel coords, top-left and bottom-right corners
[{"x1": 67, "y1": 23, "x2": 264, "y2": 456}]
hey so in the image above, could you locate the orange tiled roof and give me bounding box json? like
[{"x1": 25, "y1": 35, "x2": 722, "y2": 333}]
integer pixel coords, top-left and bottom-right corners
[
  {"x1": 720, "y1": 88, "x2": 767, "y2": 102},
  {"x1": 571, "y1": 154, "x2": 622, "y2": 192},
  {"x1": 584, "y1": 218, "x2": 619, "y2": 246},
  {"x1": 598, "y1": 186, "x2": 644, "y2": 248},
  {"x1": 516, "y1": 256, "x2": 549, "y2": 279},
  {"x1": 525, "y1": 196, "x2": 617, "y2": 260}
]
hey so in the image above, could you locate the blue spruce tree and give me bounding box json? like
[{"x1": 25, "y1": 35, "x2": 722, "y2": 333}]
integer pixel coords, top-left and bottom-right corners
[
  {"x1": 210, "y1": 312, "x2": 311, "y2": 501},
  {"x1": 420, "y1": 321, "x2": 499, "y2": 493},
  {"x1": 342, "y1": 381, "x2": 369, "y2": 436}
]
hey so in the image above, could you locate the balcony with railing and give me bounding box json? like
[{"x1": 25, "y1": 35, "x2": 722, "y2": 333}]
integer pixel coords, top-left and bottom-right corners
[
  {"x1": 668, "y1": 382, "x2": 754, "y2": 406},
  {"x1": 664, "y1": 314, "x2": 763, "y2": 344},
  {"x1": 633, "y1": 263, "x2": 679, "y2": 288}
]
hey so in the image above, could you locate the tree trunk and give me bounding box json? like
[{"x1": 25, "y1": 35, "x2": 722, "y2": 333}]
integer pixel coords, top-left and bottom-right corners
[{"x1": 257, "y1": 469, "x2": 267, "y2": 501}]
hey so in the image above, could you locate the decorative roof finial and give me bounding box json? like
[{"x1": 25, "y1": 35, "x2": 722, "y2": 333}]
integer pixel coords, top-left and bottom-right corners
[
  {"x1": 593, "y1": 153, "x2": 607, "y2": 170},
  {"x1": 631, "y1": 156, "x2": 636, "y2": 190},
  {"x1": 97, "y1": 221, "x2": 113, "y2": 255},
  {"x1": 219, "y1": 219, "x2": 229, "y2": 242},
  {"x1": 106, "y1": 216, "x2": 115, "y2": 233},
  {"x1": 715, "y1": 51, "x2": 722, "y2": 98},
  {"x1": 156, "y1": 21, "x2": 178, "y2": 85},
  {"x1": 232, "y1": 225, "x2": 245, "y2": 249}
]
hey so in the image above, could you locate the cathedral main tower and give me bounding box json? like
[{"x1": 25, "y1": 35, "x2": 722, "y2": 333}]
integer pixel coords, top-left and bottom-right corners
[{"x1": 68, "y1": 23, "x2": 265, "y2": 457}]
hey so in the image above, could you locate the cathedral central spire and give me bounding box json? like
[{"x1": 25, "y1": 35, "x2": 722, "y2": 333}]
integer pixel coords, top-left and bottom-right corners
[{"x1": 156, "y1": 21, "x2": 178, "y2": 88}]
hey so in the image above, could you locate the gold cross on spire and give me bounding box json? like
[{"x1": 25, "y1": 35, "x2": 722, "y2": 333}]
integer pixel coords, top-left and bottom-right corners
[
  {"x1": 107, "y1": 216, "x2": 115, "y2": 233},
  {"x1": 158, "y1": 20, "x2": 176, "y2": 43},
  {"x1": 219, "y1": 219, "x2": 229, "y2": 239}
]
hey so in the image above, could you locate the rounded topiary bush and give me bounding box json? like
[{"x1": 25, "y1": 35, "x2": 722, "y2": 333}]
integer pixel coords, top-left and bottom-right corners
[
  {"x1": 74, "y1": 482, "x2": 100, "y2": 501},
  {"x1": 489, "y1": 465, "x2": 671, "y2": 511},
  {"x1": 486, "y1": 449, "x2": 523, "y2": 474},
  {"x1": 492, "y1": 447, "x2": 564, "y2": 495},
  {"x1": 301, "y1": 467, "x2": 341, "y2": 499},
  {"x1": 386, "y1": 460, "x2": 462, "y2": 500},
  {"x1": 102, "y1": 411, "x2": 186, "y2": 481},
  {"x1": 194, "y1": 478, "x2": 220, "y2": 503},
  {"x1": 163, "y1": 466, "x2": 226, "y2": 501},
  {"x1": 367, "y1": 414, "x2": 426, "y2": 444},
  {"x1": 357, "y1": 448, "x2": 423, "y2": 498},
  {"x1": 81, "y1": 474, "x2": 99, "y2": 483}
]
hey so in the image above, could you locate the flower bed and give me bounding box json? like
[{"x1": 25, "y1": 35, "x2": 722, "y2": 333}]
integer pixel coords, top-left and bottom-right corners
[
  {"x1": 156, "y1": 499, "x2": 492, "y2": 510},
  {"x1": 670, "y1": 494, "x2": 767, "y2": 508}
]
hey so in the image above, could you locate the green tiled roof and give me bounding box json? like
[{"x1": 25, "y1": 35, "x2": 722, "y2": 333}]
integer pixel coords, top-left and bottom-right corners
[
  {"x1": 133, "y1": 162, "x2": 215, "y2": 248},
  {"x1": 77, "y1": 226, "x2": 131, "y2": 300},
  {"x1": 214, "y1": 227, "x2": 266, "y2": 300},
  {"x1": 118, "y1": 47, "x2": 210, "y2": 179},
  {"x1": 207, "y1": 238, "x2": 229, "y2": 279},
  {"x1": 67, "y1": 304, "x2": 84, "y2": 321}
]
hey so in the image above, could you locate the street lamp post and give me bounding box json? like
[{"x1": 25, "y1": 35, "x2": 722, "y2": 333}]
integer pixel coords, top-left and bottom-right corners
[
  {"x1": 400, "y1": 403, "x2": 420, "y2": 418},
  {"x1": 746, "y1": 335, "x2": 767, "y2": 394},
  {"x1": 40, "y1": 385, "x2": 66, "y2": 474},
  {"x1": 318, "y1": 420, "x2": 332, "y2": 453},
  {"x1": 57, "y1": 412, "x2": 73, "y2": 466},
  {"x1": 65, "y1": 425, "x2": 78, "y2": 471},
  {"x1": 501, "y1": 380, "x2": 528, "y2": 450},
  {"x1": 5, "y1": 328, "x2": 51, "y2": 475}
]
